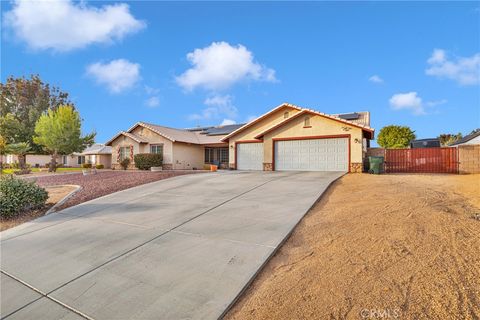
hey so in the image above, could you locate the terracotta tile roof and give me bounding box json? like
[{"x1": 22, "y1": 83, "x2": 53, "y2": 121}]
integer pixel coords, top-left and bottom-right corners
[
  {"x1": 105, "y1": 131, "x2": 149, "y2": 145},
  {"x1": 80, "y1": 144, "x2": 112, "y2": 155}
]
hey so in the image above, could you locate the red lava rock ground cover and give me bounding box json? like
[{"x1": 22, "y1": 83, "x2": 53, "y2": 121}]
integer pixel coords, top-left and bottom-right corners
[{"x1": 34, "y1": 170, "x2": 201, "y2": 210}]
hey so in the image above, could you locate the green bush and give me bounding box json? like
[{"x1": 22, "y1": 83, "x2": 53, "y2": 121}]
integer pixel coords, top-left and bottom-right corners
[
  {"x1": 13, "y1": 169, "x2": 32, "y2": 175},
  {"x1": 0, "y1": 176, "x2": 48, "y2": 218},
  {"x1": 120, "y1": 158, "x2": 131, "y2": 170},
  {"x1": 82, "y1": 163, "x2": 92, "y2": 169},
  {"x1": 95, "y1": 164, "x2": 104, "y2": 169},
  {"x1": 134, "y1": 153, "x2": 163, "y2": 170}
]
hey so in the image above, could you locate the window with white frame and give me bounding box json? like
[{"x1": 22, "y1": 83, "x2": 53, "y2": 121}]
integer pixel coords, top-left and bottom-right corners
[
  {"x1": 219, "y1": 148, "x2": 228, "y2": 163},
  {"x1": 119, "y1": 147, "x2": 129, "y2": 161},
  {"x1": 204, "y1": 147, "x2": 228, "y2": 164},
  {"x1": 150, "y1": 144, "x2": 163, "y2": 155},
  {"x1": 77, "y1": 156, "x2": 85, "y2": 165},
  {"x1": 205, "y1": 148, "x2": 214, "y2": 163}
]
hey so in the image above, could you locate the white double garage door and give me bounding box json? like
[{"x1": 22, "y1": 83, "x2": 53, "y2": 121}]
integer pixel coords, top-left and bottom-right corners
[{"x1": 237, "y1": 137, "x2": 349, "y2": 172}]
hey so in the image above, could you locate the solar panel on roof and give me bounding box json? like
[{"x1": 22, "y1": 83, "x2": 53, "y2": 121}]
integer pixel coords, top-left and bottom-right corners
[{"x1": 338, "y1": 113, "x2": 360, "y2": 120}]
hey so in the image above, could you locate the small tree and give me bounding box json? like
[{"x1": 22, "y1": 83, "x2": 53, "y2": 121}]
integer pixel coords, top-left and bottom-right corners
[
  {"x1": 438, "y1": 133, "x2": 462, "y2": 146},
  {"x1": 34, "y1": 105, "x2": 95, "y2": 172},
  {"x1": 5, "y1": 142, "x2": 30, "y2": 170},
  {"x1": 377, "y1": 125, "x2": 416, "y2": 149}
]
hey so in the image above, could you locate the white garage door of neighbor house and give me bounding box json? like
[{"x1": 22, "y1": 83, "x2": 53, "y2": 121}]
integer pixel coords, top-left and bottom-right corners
[
  {"x1": 237, "y1": 143, "x2": 263, "y2": 170},
  {"x1": 275, "y1": 138, "x2": 349, "y2": 172}
]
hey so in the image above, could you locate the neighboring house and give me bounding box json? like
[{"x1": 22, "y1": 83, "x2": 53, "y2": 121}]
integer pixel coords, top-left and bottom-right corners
[
  {"x1": 106, "y1": 102, "x2": 374, "y2": 172},
  {"x1": 105, "y1": 122, "x2": 244, "y2": 170},
  {"x1": 75, "y1": 143, "x2": 112, "y2": 168},
  {"x1": 4, "y1": 154, "x2": 84, "y2": 167},
  {"x1": 222, "y1": 103, "x2": 374, "y2": 172},
  {"x1": 449, "y1": 131, "x2": 480, "y2": 146},
  {"x1": 410, "y1": 138, "x2": 441, "y2": 148},
  {"x1": 3, "y1": 146, "x2": 110, "y2": 168}
]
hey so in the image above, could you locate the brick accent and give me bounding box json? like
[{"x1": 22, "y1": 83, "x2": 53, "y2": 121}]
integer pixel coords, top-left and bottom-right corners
[
  {"x1": 162, "y1": 163, "x2": 173, "y2": 170},
  {"x1": 229, "y1": 163, "x2": 235, "y2": 170},
  {"x1": 263, "y1": 163, "x2": 273, "y2": 171},
  {"x1": 112, "y1": 163, "x2": 136, "y2": 170},
  {"x1": 350, "y1": 162, "x2": 363, "y2": 173},
  {"x1": 458, "y1": 145, "x2": 480, "y2": 174}
]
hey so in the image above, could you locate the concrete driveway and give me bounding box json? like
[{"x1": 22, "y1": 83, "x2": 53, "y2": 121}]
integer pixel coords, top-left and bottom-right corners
[{"x1": 1, "y1": 171, "x2": 343, "y2": 320}]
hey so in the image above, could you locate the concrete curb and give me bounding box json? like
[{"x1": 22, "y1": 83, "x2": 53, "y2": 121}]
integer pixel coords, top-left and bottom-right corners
[
  {"x1": 218, "y1": 172, "x2": 346, "y2": 319},
  {"x1": 45, "y1": 185, "x2": 83, "y2": 215}
]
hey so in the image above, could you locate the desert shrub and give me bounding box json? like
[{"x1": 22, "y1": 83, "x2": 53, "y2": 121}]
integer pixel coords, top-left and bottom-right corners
[
  {"x1": 0, "y1": 176, "x2": 48, "y2": 218},
  {"x1": 95, "y1": 164, "x2": 104, "y2": 169},
  {"x1": 120, "y1": 158, "x2": 130, "y2": 170},
  {"x1": 134, "y1": 153, "x2": 163, "y2": 170},
  {"x1": 13, "y1": 169, "x2": 32, "y2": 175},
  {"x1": 82, "y1": 163, "x2": 92, "y2": 169}
]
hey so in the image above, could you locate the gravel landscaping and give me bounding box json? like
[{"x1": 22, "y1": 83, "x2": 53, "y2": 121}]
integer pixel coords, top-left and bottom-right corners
[{"x1": 33, "y1": 170, "x2": 201, "y2": 210}]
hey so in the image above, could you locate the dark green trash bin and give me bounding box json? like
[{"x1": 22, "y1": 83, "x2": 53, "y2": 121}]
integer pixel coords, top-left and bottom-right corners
[{"x1": 368, "y1": 156, "x2": 384, "y2": 174}]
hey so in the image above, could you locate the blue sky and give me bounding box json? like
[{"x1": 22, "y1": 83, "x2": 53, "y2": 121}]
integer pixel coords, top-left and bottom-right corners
[{"x1": 1, "y1": 1, "x2": 479, "y2": 144}]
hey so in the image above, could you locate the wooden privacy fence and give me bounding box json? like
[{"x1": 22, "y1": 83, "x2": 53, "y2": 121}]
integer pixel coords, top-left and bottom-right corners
[{"x1": 385, "y1": 148, "x2": 458, "y2": 173}]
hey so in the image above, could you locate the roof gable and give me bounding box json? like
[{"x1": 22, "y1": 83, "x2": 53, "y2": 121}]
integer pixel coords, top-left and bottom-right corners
[
  {"x1": 450, "y1": 130, "x2": 480, "y2": 146},
  {"x1": 254, "y1": 109, "x2": 374, "y2": 139},
  {"x1": 221, "y1": 103, "x2": 301, "y2": 141}
]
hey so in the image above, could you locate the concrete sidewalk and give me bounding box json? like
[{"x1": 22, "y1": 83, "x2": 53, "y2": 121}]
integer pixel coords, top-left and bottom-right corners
[{"x1": 1, "y1": 171, "x2": 343, "y2": 320}]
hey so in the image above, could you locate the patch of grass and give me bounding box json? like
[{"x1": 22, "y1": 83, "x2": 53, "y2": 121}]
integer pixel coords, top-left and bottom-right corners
[{"x1": 1, "y1": 168, "x2": 40, "y2": 174}]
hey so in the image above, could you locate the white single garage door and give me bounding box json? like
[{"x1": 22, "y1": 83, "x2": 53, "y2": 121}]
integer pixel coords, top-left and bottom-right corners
[
  {"x1": 275, "y1": 138, "x2": 348, "y2": 171},
  {"x1": 237, "y1": 143, "x2": 263, "y2": 170}
]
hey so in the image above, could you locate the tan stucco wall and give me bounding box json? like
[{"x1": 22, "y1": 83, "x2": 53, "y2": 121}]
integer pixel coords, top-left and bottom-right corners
[
  {"x1": 25, "y1": 155, "x2": 51, "y2": 166},
  {"x1": 85, "y1": 154, "x2": 111, "y2": 168},
  {"x1": 64, "y1": 155, "x2": 80, "y2": 167},
  {"x1": 131, "y1": 126, "x2": 174, "y2": 164},
  {"x1": 228, "y1": 106, "x2": 300, "y2": 163},
  {"x1": 263, "y1": 114, "x2": 365, "y2": 164},
  {"x1": 110, "y1": 126, "x2": 174, "y2": 166},
  {"x1": 172, "y1": 143, "x2": 204, "y2": 170}
]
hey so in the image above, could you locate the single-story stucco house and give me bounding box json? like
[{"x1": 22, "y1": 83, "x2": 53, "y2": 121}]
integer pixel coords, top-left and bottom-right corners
[
  {"x1": 75, "y1": 143, "x2": 112, "y2": 168},
  {"x1": 2, "y1": 144, "x2": 112, "y2": 168},
  {"x1": 106, "y1": 103, "x2": 374, "y2": 172},
  {"x1": 450, "y1": 130, "x2": 480, "y2": 146},
  {"x1": 4, "y1": 153, "x2": 84, "y2": 168}
]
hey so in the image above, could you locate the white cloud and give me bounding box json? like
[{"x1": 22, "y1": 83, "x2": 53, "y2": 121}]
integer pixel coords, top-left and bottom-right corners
[
  {"x1": 3, "y1": 0, "x2": 145, "y2": 52},
  {"x1": 189, "y1": 94, "x2": 238, "y2": 121},
  {"x1": 426, "y1": 49, "x2": 480, "y2": 85},
  {"x1": 145, "y1": 96, "x2": 160, "y2": 108},
  {"x1": 246, "y1": 115, "x2": 258, "y2": 122},
  {"x1": 389, "y1": 92, "x2": 447, "y2": 115},
  {"x1": 426, "y1": 99, "x2": 447, "y2": 107},
  {"x1": 144, "y1": 86, "x2": 160, "y2": 95},
  {"x1": 389, "y1": 92, "x2": 425, "y2": 115},
  {"x1": 220, "y1": 119, "x2": 236, "y2": 126},
  {"x1": 176, "y1": 41, "x2": 277, "y2": 91},
  {"x1": 86, "y1": 59, "x2": 140, "y2": 93},
  {"x1": 369, "y1": 75, "x2": 384, "y2": 83}
]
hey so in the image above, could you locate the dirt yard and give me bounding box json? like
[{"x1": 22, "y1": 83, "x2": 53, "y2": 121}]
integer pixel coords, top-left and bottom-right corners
[{"x1": 225, "y1": 174, "x2": 480, "y2": 320}]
